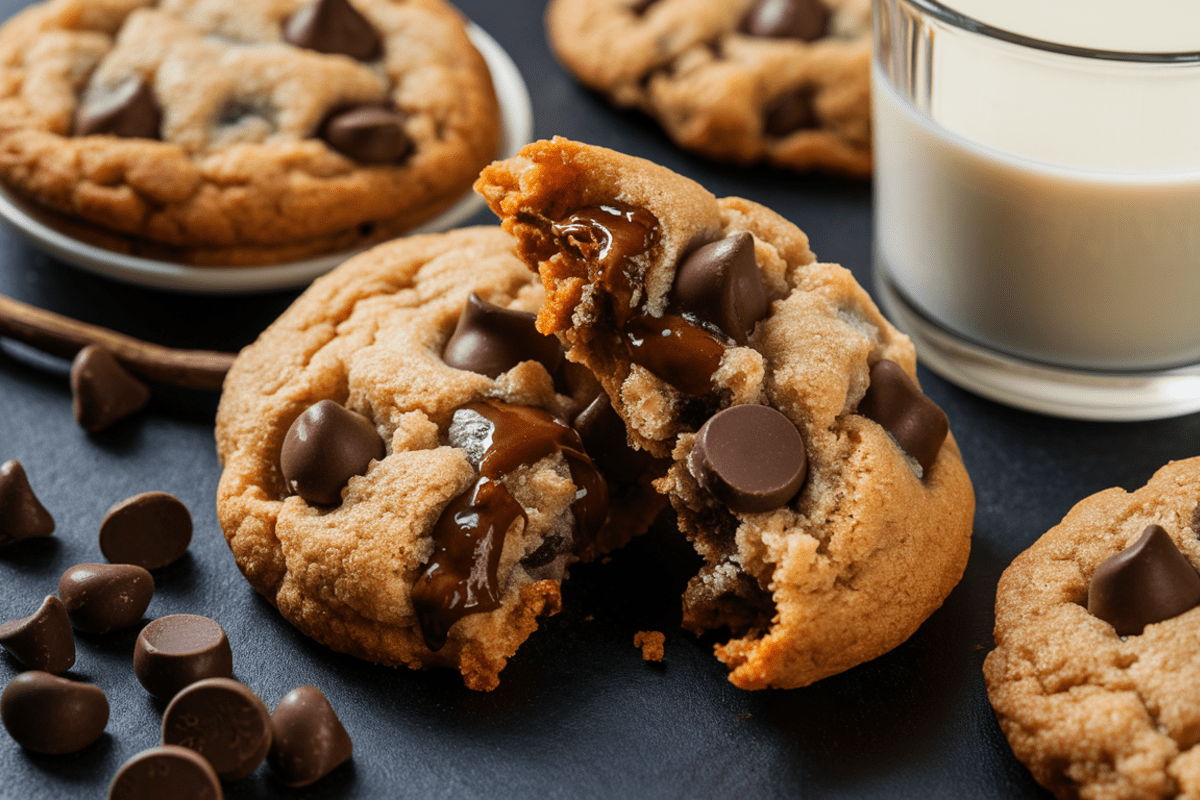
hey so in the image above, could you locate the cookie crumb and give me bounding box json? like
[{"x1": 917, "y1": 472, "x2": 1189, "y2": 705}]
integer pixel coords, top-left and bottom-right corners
[
  {"x1": 633, "y1": 630, "x2": 665, "y2": 662},
  {"x1": 738, "y1": 713, "x2": 751, "y2": 721}
]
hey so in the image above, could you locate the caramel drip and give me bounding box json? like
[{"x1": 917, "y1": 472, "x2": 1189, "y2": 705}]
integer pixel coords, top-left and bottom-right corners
[
  {"x1": 551, "y1": 204, "x2": 658, "y2": 325},
  {"x1": 624, "y1": 314, "x2": 727, "y2": 396},
  {"x1": 411, "y1": 400, "x2": 608, "y2": 651}
]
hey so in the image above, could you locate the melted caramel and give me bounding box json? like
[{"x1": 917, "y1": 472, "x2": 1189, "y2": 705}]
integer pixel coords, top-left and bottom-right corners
[
  {"x1": 624, "y1": 314, "x2": 727, "y2": 396},
  {"x1": 551, "y1": 204, "x2": 658, "y2": 324},
  {"x1": 411, "y1": 400, "x2": 608, "y2": 651}
]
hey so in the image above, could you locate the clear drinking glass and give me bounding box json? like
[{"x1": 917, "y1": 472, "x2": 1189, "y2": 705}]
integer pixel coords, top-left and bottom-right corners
[{"x1": 872, "y1": 0, "x2": 1200, "y2": 420}]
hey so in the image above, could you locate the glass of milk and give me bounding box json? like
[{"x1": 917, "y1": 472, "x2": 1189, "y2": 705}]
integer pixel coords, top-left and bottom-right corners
[{"x1": 872, "y1": 0, "x2": 1200, "y2": 419}]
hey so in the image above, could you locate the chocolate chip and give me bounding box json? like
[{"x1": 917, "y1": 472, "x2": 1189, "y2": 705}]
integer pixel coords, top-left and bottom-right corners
[
  {"x1": 0, "y1": 596, "x2": 75, "y2": 674},
  {"x1": 0, "y1": 460, "x2": 54, "y2": 547},
  {"x1": 99, "y1": 491, "x2": 192, "y2": 570},
  {"x1": 162, "y1": 677, "x2": 273, "y2": 782},
  {"x1": 764, "y1": 86, "x2": 816, "y2": 137},
  {"x1": 59, "y1": 563, "x2": 154, "y2": 634},
  {"x1": 319, "y1": 104, "x2": 412, "y2": 164},
  {"x1": 74, "y1": 75, "x2": 161, "y2": 139},
  {"x1": 671, "y1": 232, "x2": 768, "y2": 345},
  {"x1": 268, "y1": 686, "x2": 353, "y2": 787},
  {"x1": 108, "y1": 745, "x2": 223, "y2": 800},
  {"x1": 443, "y1": 292, "x2": 565, "y2": 380},
  {"x1": 857, "y1": 360, "x2": 948, "y2": 475},
  {"x1": 280, "y1": 400, "x2": 385, "y2": 506},
  {"x1": 1, "y1": 671, "x2": 108, "y2": 754},
  {"x1": 283, "y1": 0, "x2": 383, "y2": 61},
  {"x1": 1088, "y1": 525, "x2": 1200, "y2": 636},
  {"x1": 689, "y1": 404, "x2": 806, "y2": 513},
  {"x1": 71, "y1": 345, "x2": 151, "y2": 432},
  {"x1": 572, "y1": 391, "x2": 656, "y2": 483},
  {"x1": 741, "y1": 0, "x2": 829, "y2": 41},
  {"x1": 133, "y1": 614, "x2": 233, "y2": 700}
]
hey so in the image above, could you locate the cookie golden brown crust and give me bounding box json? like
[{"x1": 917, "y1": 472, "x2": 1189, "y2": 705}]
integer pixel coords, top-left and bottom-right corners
[
  {"x1": 476, "y1": 138, "x2": 973, "y2": 689},
  {"x1": 215, "y1": 227, "x2": 662, "y2": 691},
  {"x1": 0, "y1": 0, "x2": 499, "y2": 265},
  {"x1": 545, "y1": 0, "x2": 871, "y2": 177},
  {"x1": 985, "y1": 459, "x2": 1200, "y2": 800}
]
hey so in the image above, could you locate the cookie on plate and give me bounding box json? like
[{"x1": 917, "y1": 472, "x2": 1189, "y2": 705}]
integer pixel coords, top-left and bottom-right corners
[
  {"x1": 0, "y1": 0, "x2": 499, "y2": 265},
  {"x1": 216, "y1": 226, "x2": 664, "y2": 691},
  {"x1": 476, "y1": 137, "x2": 973, "y2": 689},
  {"x1": 546, "y1": 0, "x2": 871, "y2": 176},
  {"x1": 985, "y1": 459, "x2": 1200, "y2": 800}
]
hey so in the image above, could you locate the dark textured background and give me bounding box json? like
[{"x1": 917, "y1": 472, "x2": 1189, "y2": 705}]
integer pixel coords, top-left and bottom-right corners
[{"x1": 2, "y1": 1, "x2": 1197, "y2": 798}]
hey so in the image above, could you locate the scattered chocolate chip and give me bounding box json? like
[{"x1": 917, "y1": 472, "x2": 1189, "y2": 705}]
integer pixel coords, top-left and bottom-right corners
[
  {"x1": 59, "y1": 563, "x2": 155, "y2": 634},
  {"x1": 0, "y1": 596, "x2": 75, "y2": 674},
  {"x1": 74, "y1": 75, "x2": 162, "y2": 139},
  {"x1": 572, "y1": 391, "x2": 656, "y2": 484},
  {"x1": 741, "y1": 0, "x2": 829, "y2": 41},
  {"x1": 689, "y1": 404, "x2": 806, "y2": 513},
  {"x1": 108, "y1": 745, "x2": 224, "y2": 800},
  {"x1": 764, "y1": 86, "x2": 817, "y2": 137},
  {"x1": 856, "y1": 360, "x2": 948, "y2": 475},
  {"x1": 671, "y1": 232, "x2": 768, "y2": 344},
  {"x1": 1088, "y1": 524, "x2": 1200, "y2": 636},
  {"x1": 0, "y1": 460, "x2": 54, "y2": 547},
  {"x1": 443, "y1": 293, "x2": 566, "y2": 380},
  {"x1": 71, "y1": 345, "x2": 151, "y2": 432},
  {"x1": 99, "y1": 491, "x2": 192, "y2": 570},
  {"x1": 283, "y1": 0, "x2": 383, "y2": 61},
  {"x1": 268, "y1": 686, "x2": 353, "y2": 787},
  {"x1": 162, "y1": 678, "x2": 272, "y2": 782},
  {"x1": 1, "y1": 671, "x2": 108, "y2": 754},
  {"x1": 133, "y1": 614, "x2": 233, "y2": 700},
  {"x1": 319, "y1": 104, "x2": 412, "y2": 164},
  {"x1": 280, "y1": 400, "x2": 385, "y2": 506}
]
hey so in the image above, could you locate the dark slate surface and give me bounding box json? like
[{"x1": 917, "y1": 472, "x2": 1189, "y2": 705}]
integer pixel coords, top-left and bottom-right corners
[{"x1": 2, "y1": 1, "x2": 1198, "y2": 798}]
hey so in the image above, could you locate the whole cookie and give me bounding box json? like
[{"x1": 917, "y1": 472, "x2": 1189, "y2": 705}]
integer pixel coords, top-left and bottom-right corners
[
  {"x1": 546, "y1": 0, "x2": 871, "y2": 176},
  {"x1": 216, "y1": 226, "x2": 663, "y2": 691},
  {"x1": 985, "y1": 459, "x2": 1200, "y2": 800},
  {"x1": 0, "y1": 0, "x2": 499, "y2": 265},
  {"x1": 476, "y1": 138, "x2": 973, "y2": 689}
]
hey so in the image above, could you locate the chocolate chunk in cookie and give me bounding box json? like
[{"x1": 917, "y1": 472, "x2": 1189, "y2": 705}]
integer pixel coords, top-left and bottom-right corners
[
  {"x1": 281, "y1": 400, "x2": 385, "y2": 506},
  {"x1": 284, "y1": 0, "x2": 383, "y2": 61},
  {"x1": 690, "y1": 404, "x2": 806, "y2": 513},
  {"x1": 443, "y1": 293, "x2": 565, "y2": 380},
  {"x1": 73, "y1": 76, "x2": 161, "y2": 140},
  {"x1": 477, "y1": 138, "x2": 973, "y2": 689},
  {"x1": 741, "y1": 0, "x2": 829, "y2": 41},
  {"x1": 0, "y1": 460, "x2": 55, "y2": 548},
  {"x1": 857, "y1": 359, "x2": 949, "y2": 475},
  {"x1": 1087, "y1": 524, "x2": 1200, "y2": 636},
  {"x1": 319, "y1": 105, "x2": 413, "y2": 164}
]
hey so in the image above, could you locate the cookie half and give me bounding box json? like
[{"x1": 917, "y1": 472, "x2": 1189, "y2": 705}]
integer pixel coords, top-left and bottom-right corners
[
  {"x1": 546, "y1": 0, "x2": 870, "y2": 176},
  {"x1": 216, "y1": 226, "x2": 662, "y2": 690},
  {"x1": 985, "y1": 458, "x2": 1200, "y2": 799},
  {"x1": 0, "y1": 0, "x2": 499, "y2": 265},
  {"x1": 476, "y1": 137, "x2": 973, "y2": 689}
]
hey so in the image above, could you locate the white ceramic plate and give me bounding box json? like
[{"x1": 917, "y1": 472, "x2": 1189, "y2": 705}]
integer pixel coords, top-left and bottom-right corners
[{"x1": 0, "y1": 24, "x2": 533, "y2": 294}]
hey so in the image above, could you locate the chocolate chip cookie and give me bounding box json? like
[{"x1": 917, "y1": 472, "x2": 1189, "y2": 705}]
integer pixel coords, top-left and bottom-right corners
[
  {"x1": 546, "y1": 0, "x2": 871, "y2": 176},
  {"x1": 0, "y1": 0, "x2": 499, "y2": 265},
  {"x1": 216, "y1": 226, "x2": 663, "y2": 690},
  {"x1": 476, "y1": 137, "x2": 973, "y2": 689},
  {"x1": 985, "y1": 458, "x2": 1200, "y2": 800}
]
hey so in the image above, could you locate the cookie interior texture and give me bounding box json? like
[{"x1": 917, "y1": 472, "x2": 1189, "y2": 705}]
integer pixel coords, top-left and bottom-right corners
[
  {"x1": 545, "y1": 0, "x2": 871, "y2": 176},
  {"x1": 476, "y1": 137, "x2": 974, "y2": 689},
  {"x1": 0, "y1": 0, "x2": 499, "y2": 265},
  {"x1": 216, "y1": 227, "x2": 662, "y2": 691},
  {"x1": 985, "y1": 458, "x2": 1200, "y2": 800}
]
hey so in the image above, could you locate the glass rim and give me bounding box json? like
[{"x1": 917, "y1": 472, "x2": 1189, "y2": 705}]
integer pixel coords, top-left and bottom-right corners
[{"x1": 904, "y1": 0, "x2": 1200, "y2": 63}]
